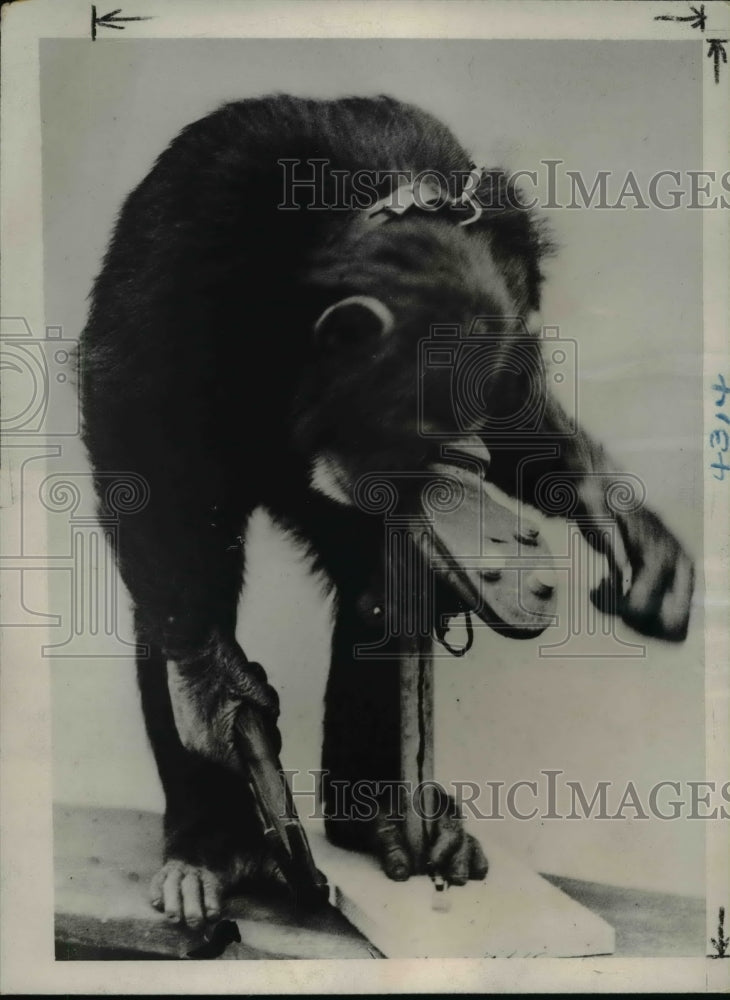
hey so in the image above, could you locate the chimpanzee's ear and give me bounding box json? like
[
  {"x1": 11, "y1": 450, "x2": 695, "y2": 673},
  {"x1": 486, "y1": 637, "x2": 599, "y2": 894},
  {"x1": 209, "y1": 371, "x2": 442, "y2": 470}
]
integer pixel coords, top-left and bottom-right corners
[{"x1": 313, "y1": 295, "x2": 394, "y2": 350}]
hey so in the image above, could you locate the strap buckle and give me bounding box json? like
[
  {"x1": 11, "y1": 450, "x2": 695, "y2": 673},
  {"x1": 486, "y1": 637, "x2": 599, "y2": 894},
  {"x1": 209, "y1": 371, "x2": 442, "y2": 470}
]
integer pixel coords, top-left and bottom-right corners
[
  {"x1": 456, "y1": 168, "x2": 484, "y2": 227},
  {"x1": 434, "y1": 610, "x2": 475, "y2": 657},
  {"x1": 363, "y1": 172, "x2": 483, "y2": 228}
]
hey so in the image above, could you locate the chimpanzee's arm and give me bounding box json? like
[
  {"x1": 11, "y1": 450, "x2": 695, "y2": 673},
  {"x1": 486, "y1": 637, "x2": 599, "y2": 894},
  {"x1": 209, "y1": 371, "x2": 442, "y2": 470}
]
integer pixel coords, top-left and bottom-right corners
[{"x1": 485, "y1": 394, "x2": 694, "y2": 641}]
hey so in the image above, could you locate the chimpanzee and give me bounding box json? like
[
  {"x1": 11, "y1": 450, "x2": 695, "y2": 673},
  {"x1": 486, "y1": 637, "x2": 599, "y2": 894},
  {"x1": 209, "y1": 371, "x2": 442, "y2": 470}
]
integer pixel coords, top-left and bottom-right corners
[{"x1": 80, "y1": 95, "x2": 694, "y2": 927}]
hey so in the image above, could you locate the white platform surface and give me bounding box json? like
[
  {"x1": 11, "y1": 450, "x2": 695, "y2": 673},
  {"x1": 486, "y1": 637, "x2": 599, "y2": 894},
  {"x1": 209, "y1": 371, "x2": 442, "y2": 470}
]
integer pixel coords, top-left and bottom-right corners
[{"x1": 309, "y1": 826, "x2": 615, "y2": 958}]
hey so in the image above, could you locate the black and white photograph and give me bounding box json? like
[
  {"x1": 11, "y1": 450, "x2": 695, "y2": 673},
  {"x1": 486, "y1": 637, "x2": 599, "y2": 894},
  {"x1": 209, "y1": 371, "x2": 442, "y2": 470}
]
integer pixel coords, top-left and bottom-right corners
[{"x1": 1, "y1": 0, "x2": 728, "y2": 993}]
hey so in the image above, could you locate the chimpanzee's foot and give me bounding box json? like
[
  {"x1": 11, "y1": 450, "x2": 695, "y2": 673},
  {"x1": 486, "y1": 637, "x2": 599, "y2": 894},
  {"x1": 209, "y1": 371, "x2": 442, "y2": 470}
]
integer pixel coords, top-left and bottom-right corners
[
  {"x1": 151, "y1": 859, "x2": 226, "y2": 928},
  {"x1": 150, "y1": 848, "x2": 285, "y2": 928},
  {"x1": 372, "y1": 812, "x2": 488, "y2": 885},
  {"x1": 150, "y1": 759, "x2": 285, "y2": 927}
]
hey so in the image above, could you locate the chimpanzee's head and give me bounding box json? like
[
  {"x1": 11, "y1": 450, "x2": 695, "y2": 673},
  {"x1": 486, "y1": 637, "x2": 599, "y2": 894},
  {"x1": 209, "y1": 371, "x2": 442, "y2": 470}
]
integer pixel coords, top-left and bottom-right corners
[{"x1": 293, "y1": 202, "x2": 549, "y2": 504}]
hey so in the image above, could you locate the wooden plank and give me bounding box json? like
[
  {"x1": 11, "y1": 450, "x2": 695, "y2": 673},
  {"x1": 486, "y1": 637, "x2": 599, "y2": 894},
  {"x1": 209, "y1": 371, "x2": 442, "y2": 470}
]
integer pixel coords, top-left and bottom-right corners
[
  {"x1": 54, "y1": 804, "x2": 377, "y2": 960},
  {"x1": 57, "y1": 805, "x2": 703, "y2": 960},
  {"x1": 55, "y1": 805, "x2": 616, "y2": 959}
]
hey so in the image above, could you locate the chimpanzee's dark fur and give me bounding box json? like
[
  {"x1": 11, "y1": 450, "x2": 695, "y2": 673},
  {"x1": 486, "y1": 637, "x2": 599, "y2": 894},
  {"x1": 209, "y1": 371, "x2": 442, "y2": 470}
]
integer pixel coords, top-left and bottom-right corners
[{"x1": 80, "y1": 95, "x2": 692, "y2": 924}]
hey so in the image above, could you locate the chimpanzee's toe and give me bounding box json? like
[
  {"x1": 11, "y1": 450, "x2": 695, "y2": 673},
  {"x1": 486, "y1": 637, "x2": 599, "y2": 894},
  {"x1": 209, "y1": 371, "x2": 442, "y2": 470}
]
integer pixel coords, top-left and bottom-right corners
[
  {"x1": 150, "y1": 860, "x2": 223, "y2": 928},
  {"x1": 428, "y1": 814, "x2": 488, "y2": 885}
]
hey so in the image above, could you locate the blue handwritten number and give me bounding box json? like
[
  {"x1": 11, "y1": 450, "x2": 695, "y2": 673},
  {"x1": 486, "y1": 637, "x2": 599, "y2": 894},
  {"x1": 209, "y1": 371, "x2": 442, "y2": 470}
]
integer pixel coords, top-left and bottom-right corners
[
  {"x1": 712, "y1": 374, "x2": 729, "y2": 407},
  {"x1": 710, "y1": 374, "x2": 730, "y2": 480}
]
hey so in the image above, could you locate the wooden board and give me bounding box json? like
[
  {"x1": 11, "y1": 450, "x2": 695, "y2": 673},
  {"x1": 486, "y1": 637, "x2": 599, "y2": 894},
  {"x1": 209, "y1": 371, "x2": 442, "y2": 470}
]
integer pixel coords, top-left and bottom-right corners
[
  {"x1": 55, "y1": 803, "x2": 614, "y2": 959},
  {"x1": 309, "y1": 824, "x2": 615, "y2": 958},
  {"x1": 54, "y1": 804, "x2": 377, "y2": 960},
  {"x1": 55, "y1": 805, "x2": 704, "y2": 960}
]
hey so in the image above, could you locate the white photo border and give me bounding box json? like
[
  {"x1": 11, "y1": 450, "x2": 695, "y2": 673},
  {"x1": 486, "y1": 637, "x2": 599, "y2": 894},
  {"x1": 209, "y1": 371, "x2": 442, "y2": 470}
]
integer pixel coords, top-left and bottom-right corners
[{"x1": 1, "y1": 0, "x2": 728, "y2": 993}]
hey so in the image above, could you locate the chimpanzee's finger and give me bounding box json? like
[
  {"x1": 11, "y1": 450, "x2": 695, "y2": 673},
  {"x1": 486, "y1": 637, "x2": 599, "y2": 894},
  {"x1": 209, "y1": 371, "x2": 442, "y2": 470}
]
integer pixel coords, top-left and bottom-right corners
[
  {"x1": 237, "y1": 675, "x2": 280, "y2": 717},
  {"x1": 589, "y1": 575, "x2": 622, "y2": 616},
  {"x1": 622, "y1": 562, "x2": 674, "y2": 638},
  {"x1": 200, "y1": 869, "x2": 223, "y2": 922},
  {"x1": 443, "y1": 835, "x2": 471, "y2": 886},
  {"x1": 246, "y1": 661, "x2": 266, "y2": 681},
  {"x1": 162, "y1": 869, "x2": 183, "y2": 924},
  {"x1": 150, "y1": 868, "x2": 165, "y2": 911},
  {"x1": 246, "y1": 662, "x2": 279, "y2": 700},
  {"x1": 658, "y1": 553, "x2": 694, "y2": 641},
  {"x1": 468, "y1": 835, "x2": 489, "y2": 880},
  {"x1": 260, "y1": 856, "x2": 288, "y2": 887},
  {"x1": 373, "y1": 818, "x2": 411, "y2": 881},
  {"x1": 429, "y1": 814, "x2": 462, "y2": 871},
  {"x1": 180, "y1": 871, "x2": 205, "y2": 929}
]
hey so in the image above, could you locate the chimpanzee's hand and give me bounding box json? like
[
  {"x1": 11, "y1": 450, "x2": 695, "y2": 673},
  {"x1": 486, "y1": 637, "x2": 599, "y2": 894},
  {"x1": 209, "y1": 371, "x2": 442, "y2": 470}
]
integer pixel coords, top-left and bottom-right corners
[
  {"x1": 372, "y1": 804, "x2": 488, "y2": 886},
  {"x1": 587, "y1": 505, "x2": 694, "y2": 643},
  {"x1": 166, "y1": 638, "x2": 281, "y2": 771}
]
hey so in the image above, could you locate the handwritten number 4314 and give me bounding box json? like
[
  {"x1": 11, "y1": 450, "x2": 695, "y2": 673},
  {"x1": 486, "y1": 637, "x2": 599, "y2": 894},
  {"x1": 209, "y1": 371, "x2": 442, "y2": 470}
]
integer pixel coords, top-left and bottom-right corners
[{"x1": 710, "y1": 375, "x2": 730, "y2": 481}]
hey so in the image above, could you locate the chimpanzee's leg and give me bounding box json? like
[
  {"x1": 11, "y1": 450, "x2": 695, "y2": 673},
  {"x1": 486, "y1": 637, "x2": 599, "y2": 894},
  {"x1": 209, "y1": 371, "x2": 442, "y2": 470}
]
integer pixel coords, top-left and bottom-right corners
[
  {"x1": 98, "y1": 469, "x2": 282, "y2": 926},
  {"x1": 321, "y1": 581, "x2": 401, "y2": 849},
  {"x1": 321, "y1": 576, "x2": 488, "y2": 885},
  {"x1": 292, "y1": 498, "x2": 487, "y2": 886},
  {"x1": 136, "y1": 641, "x2": 275, "y2": 926}
]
